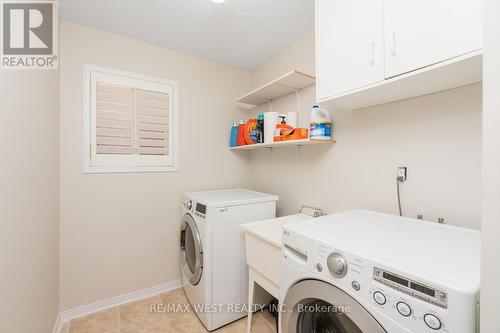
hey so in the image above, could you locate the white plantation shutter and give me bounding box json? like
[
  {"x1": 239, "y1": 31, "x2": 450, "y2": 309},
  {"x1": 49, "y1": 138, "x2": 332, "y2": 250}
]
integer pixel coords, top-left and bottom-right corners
[
  {"x1": 84, "y1": 66, "x2": 178, "y2": 173},
  {"x1": 95, "y1": 83, "x2": 135, "y2": 155},
  {"x1": 136, "y1": 88, "x2": 170, "y2": 156},
  {"x1": 95, "y1": 84, "x2": 170, "y2": 156}
]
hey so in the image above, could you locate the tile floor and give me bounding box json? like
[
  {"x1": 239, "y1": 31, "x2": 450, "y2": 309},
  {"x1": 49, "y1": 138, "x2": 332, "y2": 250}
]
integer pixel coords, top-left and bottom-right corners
[{"x1": 60, "y1": 288, "x2": 276, "y2": 333}]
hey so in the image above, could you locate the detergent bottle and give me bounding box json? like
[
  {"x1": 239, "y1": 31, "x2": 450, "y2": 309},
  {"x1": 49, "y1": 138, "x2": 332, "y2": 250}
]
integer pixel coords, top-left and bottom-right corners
[
  {"x1": 256, "y1": 114, "x2": 264, "y2": 143},
  {"x1": 236, "y1": 120, "x2": 246, "y2": 146},
  {"x1": 229, "y1": 122, "x2": 238, "y2": 147},
  {"x1": 310, "y1": 105, "x2": 332, "y2": 140}
]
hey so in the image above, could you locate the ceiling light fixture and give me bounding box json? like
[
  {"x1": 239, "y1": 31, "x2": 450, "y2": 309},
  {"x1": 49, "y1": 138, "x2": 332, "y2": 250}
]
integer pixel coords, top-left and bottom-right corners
[{"x1": 211, "y1": 0, "x2": 226, "y2": 3}]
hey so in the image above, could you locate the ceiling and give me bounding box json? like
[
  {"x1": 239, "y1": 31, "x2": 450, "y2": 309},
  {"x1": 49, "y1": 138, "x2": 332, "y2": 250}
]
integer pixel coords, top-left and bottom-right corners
[{"x1": 59, "y1": 0, "x2": 314, "y2": 69}]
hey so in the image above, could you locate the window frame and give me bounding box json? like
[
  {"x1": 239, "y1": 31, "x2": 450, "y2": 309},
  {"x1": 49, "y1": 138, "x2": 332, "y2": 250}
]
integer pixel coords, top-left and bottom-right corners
[{"x1": 83, "y1": 64, "x2": 179, "y2": 173}]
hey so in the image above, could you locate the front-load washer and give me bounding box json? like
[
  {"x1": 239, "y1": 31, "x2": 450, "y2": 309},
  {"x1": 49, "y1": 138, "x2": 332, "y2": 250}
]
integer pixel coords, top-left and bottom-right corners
[
  {"x1": 180, "y1": 189, "x2": 278, "y2": 331},
  {"x1": 279, "y1": 210, "x2": 480, "y2": 333}
]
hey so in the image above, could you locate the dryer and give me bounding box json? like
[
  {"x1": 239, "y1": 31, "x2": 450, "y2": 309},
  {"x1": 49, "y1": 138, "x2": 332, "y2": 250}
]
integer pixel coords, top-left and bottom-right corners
[
  {"x1": 180, "y1": 189, "x2": 278, "y2": 331},
  {"x1": 279, "y1": 210, "x2": 480, "y2": 333}
]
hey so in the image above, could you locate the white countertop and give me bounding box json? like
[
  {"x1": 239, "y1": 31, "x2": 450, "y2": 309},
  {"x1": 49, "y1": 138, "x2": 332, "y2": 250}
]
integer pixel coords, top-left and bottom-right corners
[{"x1": 241, "y1": 213, "x2": 311, "y2": 247}]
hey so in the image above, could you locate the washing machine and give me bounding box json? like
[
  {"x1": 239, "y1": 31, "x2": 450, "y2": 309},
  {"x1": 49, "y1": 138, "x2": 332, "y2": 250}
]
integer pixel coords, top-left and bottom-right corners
[
  {"x1": 180, "y1": 189, "x2": 278, "y2": 331},
  {"x1": 279, "y1": 210, "x2": 480, "y2": 333}
]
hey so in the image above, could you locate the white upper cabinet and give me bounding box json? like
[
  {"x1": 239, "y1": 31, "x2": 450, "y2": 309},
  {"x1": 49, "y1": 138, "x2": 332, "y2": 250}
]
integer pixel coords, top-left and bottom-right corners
[
  {"x1": 384, "y1": 0, "x2": 483, "y2": 78},
  {"x1": 315, "y1": 0, "x2": 384, "y2": 101},
  {"x1": 316, "y1": 0, "x2": 483, "y2": 109}
]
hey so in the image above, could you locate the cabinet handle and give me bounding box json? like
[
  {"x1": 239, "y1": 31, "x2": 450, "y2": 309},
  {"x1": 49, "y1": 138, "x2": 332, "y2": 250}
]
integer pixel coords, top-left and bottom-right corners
[
  {"x1": 391, "y1": 31, "x2": 397, "y2": 56},
  {"x1": 370, "y1": 42, "x2": 375, "y2": 66}
]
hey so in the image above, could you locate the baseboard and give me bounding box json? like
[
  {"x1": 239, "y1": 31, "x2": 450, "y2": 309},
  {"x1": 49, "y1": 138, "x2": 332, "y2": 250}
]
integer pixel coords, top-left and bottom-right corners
[{"x1": 54, "y1": 279, "x2": 182, "y2": 332}]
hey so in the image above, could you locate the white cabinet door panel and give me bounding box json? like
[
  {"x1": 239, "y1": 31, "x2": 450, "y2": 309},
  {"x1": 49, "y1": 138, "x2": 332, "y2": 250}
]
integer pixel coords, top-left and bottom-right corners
[
  {"x1": 384, "y1": 0, "x2": 483, "y2": 78},
  {"x1": 316, "y1": 0, "x2": 384, "y2": 100}
]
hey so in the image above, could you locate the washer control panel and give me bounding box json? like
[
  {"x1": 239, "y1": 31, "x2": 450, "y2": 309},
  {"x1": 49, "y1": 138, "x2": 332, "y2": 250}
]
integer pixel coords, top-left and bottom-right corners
[
  {"x1": 310, "y1": 241, "x2": 459, "y2": 332},
  {"x1": 373, "y1": 267, "x2": 447, "y2": 309},
  {"x1": 368, "y1": 288, "x2": 445, "y2": 331}
]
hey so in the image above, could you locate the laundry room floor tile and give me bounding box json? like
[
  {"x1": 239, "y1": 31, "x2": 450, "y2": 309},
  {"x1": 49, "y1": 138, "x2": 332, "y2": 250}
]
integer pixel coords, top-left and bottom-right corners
[
  {"x1": 159, "y1": 288, "x2": 189, "y2": 305},
  {"x1": 119, "y1": 295, "x2": 165, "y2": 326},
  {"x1": 62, "y1": 288, "x2": 276, "y2": 333},
  {"x1": 67, "y1": 308, "x2": 119, "y2": 333}
]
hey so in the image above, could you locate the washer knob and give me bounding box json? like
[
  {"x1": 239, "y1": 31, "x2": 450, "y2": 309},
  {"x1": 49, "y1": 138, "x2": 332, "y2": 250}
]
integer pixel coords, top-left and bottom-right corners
[
  {"x1": 424, "y1": 314, "x2": 442, "y2": 330},
  {"x1": 396, "y1": 302, "x2": 412, "y2": 317},
  {"x1": 373, "y1": 291, "x2": 387, "y2": 305},
  {"x1": 327, "y1": 253, "x2": 347, "y2": 278}
]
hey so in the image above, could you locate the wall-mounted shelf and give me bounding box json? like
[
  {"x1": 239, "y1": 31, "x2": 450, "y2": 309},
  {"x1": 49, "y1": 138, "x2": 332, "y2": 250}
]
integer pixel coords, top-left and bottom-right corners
[
  {"x1": 236, "y1": 70, "x2": 316, "y2": 107},
  {"x1": 232, "y1": 71, "x2": 333, "y2": 152},
  {"x1": 229, "y1": 138, "x2": 335, "y2": 151}
]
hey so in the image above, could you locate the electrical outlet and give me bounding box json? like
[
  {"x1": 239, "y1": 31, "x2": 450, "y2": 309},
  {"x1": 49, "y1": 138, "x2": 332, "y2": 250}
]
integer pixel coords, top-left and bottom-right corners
[{"x1": 397, "y1": 166, "x2": 407, "y2": 181}]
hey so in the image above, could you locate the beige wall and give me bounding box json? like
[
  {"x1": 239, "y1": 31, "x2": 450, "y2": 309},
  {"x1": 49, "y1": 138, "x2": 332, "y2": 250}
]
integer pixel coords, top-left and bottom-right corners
[
  {"x1": 248, "y1": 34, "x2": 482, "y2": 229},
  {"x1": 0, "y1": 71, "x2": 59, "y2": 331},
  {"x1": 59, "y1": 21, "x2": 251, "y2": 310},
  {"x1": 251, "y1": 32, "x2": 315, "y2": 88},
  {"x1": 481, "y1": 0, "x2": 500, "y2": 329}
]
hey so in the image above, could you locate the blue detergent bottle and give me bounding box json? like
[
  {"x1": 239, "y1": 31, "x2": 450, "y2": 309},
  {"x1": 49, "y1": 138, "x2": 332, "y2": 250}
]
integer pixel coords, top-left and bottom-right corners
[{"x1": 229, "y1": 122, "x2": 238, "y2": 147}]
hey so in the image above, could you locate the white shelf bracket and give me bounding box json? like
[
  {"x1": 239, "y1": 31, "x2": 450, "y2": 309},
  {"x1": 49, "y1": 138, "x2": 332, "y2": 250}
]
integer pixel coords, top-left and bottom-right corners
[
  {"x1": 268, "y1": 147, "x2": 273, "y2": 169},
  {"x1": 294, "y1": 89, "x2": 302, "y2": 114},
  {"x1": 267, "y1": 101, "x2": 273, "y2": 113}
]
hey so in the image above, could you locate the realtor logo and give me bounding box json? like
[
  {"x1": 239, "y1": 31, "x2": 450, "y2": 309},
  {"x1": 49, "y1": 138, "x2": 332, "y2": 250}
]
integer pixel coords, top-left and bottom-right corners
[{"x1": 1, "y1": 1, "x2": 58, "y2": 69}]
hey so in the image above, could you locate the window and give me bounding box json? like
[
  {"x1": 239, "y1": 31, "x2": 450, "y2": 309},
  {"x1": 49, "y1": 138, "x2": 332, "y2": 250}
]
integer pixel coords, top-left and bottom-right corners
[{"x1": 83, "y1": 65, "x2": 178, "y2": 173}]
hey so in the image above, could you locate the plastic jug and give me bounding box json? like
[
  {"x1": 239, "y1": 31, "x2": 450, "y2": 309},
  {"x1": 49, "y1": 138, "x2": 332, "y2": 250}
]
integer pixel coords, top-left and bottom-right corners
[
  {"x1": 236, "y1": 120, "x2": 246, "y2": 146},
  {"x1": 310, "y1": 105, "x2": 332, "y2": 140}
]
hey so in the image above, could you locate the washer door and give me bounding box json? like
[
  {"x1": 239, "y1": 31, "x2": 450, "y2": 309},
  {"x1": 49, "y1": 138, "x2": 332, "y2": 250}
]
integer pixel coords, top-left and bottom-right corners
[
  {"x1": 180, "y1": 214, "x2": 203, "y2": 286},
  {"x1": 281, "y1": 280, "x2": 386, "y2": 333}
]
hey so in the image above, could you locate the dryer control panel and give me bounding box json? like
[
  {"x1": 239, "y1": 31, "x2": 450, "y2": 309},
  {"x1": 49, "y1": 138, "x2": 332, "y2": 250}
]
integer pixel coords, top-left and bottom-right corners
[
  {"x1": 182, "y1": 198, "x2": 206, "y2": 219},
  {"x1": 194, "y1": 202, "x2": 206, "y2": 219}
]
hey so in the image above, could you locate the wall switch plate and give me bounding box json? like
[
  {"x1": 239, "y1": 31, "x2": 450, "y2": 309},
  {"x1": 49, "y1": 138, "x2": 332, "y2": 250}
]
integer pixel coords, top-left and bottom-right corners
[{"x1": 397, "y1": 166, "x2": 407, "y2": 181}]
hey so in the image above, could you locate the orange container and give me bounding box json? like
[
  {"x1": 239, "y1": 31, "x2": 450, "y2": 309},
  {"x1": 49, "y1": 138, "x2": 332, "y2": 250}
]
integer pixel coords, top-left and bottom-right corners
[
  {"x1": 244, "y1": 119, "x2": 258, "y2": 145},
  {"x1": 236, "y1": 121, "x2": 246, "y2": 146},
  {"x1": 284, "y1": 128, "x2": 309, "y2": 141}
]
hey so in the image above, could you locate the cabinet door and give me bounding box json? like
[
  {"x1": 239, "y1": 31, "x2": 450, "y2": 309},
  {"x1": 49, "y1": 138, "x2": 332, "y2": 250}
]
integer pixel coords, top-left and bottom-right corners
[
  {"x1": 384, "y1": 0, "x2": 483, "y2": 78},
  {"x1": 316, "y1": 0, "x2": 384, "y2": 100}
]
